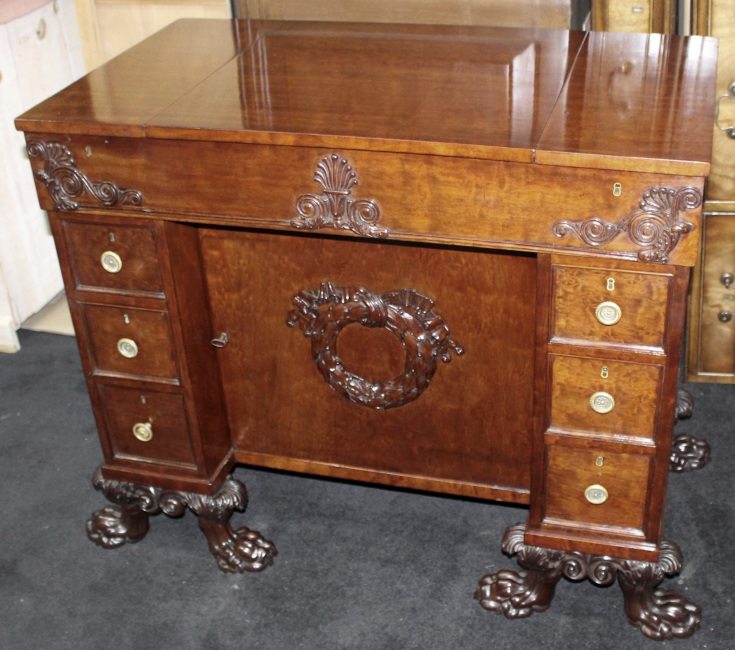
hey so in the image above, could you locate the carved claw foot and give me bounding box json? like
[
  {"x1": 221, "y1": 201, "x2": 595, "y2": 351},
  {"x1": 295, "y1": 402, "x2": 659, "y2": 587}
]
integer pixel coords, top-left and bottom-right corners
[
  {"x1": 670, "y1": 389, "x2": 710, "y2": 472},
  {"x1": 188, "y1": 480, "x2": 277, "y2": 573},
  {"x1": 476, "y1": 524, "x2": 700, "y2": 641},
  {"x1": 474, "y1": 524, "x2": 564, "y2": 617},
  {"x1": 617, "y1": 540, "x2": 701, "y2": 640},
  {"x1": 87, "y1": 466, "x2": 277, "y2": 573},
  {"x1": 86, "y1": 503, "x2": 150, "y2": 548},
  {"x1": 669, "y1": 433, "x2": 711, "y2": 472}
]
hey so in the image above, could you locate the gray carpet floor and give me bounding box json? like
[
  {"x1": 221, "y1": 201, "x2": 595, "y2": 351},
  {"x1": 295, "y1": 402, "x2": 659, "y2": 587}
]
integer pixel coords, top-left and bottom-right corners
[{"x1": 1, "y1": 329, "x2": 733, "y2": 649}]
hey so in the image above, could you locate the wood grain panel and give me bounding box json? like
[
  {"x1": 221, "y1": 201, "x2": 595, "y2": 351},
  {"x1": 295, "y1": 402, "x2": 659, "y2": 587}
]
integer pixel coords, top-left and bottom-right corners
[
  {"x1": 201, "y1": 228, "x2": 537, "y2": 497},
  {"x1": 552, "y1": 263, "x2": 671, "y2": 351},
  {"x1": 80, "y1": 303, "x2": 179, "y2": 380},
  {"x1": 23, "y1": 135, "x2": 706, "y2": 266},
  {"x1": 98, "y1": 383, "x2": 196, "y2": 469},
  {"x1": 549, "y1": 355, "x2": 661, "y2": 440},
  {"x1": 688, "y1": 212, "x2": 735, "y2": 379},
  {"x1": 545, "y1": 444, "x2": 651, "y2": 532},
  {"x1": 64, "y1": 219, "x2": 164, "y2": 295}
]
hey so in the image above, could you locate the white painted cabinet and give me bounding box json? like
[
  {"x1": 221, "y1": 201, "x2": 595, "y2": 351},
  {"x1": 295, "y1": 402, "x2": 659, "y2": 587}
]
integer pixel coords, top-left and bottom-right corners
[{"x1": 0, "y1": 1, "x2": 86, "y2": 352}]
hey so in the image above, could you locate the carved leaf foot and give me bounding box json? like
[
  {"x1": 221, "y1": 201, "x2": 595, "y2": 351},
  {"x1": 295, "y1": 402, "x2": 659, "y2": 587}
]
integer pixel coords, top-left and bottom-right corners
[
  {"x1": 477, "y1": 524, "x2": 700, "y2": 641},
  {"x1": 675, "y1": 388, "x2": 694, "y2": 421},
  {"x1": 617, "y1": 541, "x2": 701, "y2": 640},
  {"x1": 669, "y1": 433, "x2": 711, "y2": 472},
  {"x1": 87, "y1": 466, "x2": 277, "y2": 572}
]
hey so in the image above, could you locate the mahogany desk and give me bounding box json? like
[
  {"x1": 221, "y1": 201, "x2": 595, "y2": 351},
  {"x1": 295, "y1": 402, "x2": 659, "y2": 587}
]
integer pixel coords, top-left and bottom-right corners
[{"x1": 16, "y1": 20, "x2": 717, "y2": 640}]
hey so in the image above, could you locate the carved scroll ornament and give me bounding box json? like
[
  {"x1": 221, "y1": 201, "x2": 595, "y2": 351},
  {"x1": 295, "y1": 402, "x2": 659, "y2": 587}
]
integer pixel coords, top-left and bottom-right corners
[
  {"x1": 287, "y1": 283, "x2": 464, "y2": 409},
  {"x1": 27, "y1": 140, "x2": 144, "y2": 211},
  {"x1": 552, "y1": 186, "x2": 702, "y2": 263},
  {"x1": 291, "y1": 154, "x2": 387, "y2": 238}
]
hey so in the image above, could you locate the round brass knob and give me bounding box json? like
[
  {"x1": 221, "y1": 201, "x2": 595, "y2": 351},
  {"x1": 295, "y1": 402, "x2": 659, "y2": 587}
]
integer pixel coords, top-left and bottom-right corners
[
  {"x1": 584, "y1": 484, "x2": 609, "y2": 505},
  {"x1": 590, "y1": 391, "x2": 615, "y2": 414},
  {"x1": 101, "y1": 251, "x2": 123, "y2": 274},
  {"x1": 718, "y1": 311, "x2": 733, "y2": 323},
  {"x1": 132, "y1": 422, "x2": 153, "y2": 442},
  {"x1": 117, "y1": 338, "x2": 139, "y2": 359},
  {"x1": 595, "y1": 301, "x2": 622, "y2": 326}
]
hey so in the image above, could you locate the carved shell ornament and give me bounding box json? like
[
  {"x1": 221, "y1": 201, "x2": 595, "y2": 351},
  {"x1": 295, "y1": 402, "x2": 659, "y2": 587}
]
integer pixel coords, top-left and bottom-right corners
[
  {"x1": 291, "y1": 154, "x2": 387, "y2": 237},
  {"x1": 27, "y1": 140, "x2": 144, "y2": 211},
  {"x1": 287, "y1": 283, "x2": 463, "y2": 409},
  {"x1": 552, "y1": 186, "x2": 702, "y2": 263}
]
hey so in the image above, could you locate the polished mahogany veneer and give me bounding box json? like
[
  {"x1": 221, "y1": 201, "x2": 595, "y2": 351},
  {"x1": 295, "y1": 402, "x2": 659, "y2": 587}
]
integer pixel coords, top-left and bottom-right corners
[{"x1": 16, "y1": 19, "x2": 716, "y2": 640}]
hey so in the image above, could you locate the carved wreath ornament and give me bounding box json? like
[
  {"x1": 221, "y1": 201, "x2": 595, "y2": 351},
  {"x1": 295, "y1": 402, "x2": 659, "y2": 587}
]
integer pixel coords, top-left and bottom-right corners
[
  {"x1": 287, "y1": 283, "x2": 464, "y2": 409},
  {"x1": 291, "y1": 154, "x2": 387, "y2": 237},
  {"x1": 552, "y1": 186, "x2": 702, "y2": 263},
  {"x1": 27, "y1": 140, "x2": 144, "y2": 211}
]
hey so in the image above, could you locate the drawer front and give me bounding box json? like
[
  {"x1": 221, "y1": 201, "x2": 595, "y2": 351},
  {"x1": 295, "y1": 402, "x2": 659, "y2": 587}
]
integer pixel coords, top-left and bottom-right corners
[
  {"x1": 81, "y1": 303, "x2": 178, "y2": 380},
  {"x1": 552, "y1": 265, "x2": 670, "y2": 349},
  {"x1": 688, "y1": 213, "x2": 735, "y2": 379},
  {"x1": 545, "y1": 445, "x2": 651, "y2": 532},
  {"x1": 98, "y1": 384, "x2": 196, "y2": 469},
  {"x1": 33, "y1": 135, "x2": 704, "y2": 267},
  {"x1": 550, "y1": 355, "x2": 661, "y2": 439},
  {"x1": 64, "y1": 220, "x2": 164, "y2": 295}
]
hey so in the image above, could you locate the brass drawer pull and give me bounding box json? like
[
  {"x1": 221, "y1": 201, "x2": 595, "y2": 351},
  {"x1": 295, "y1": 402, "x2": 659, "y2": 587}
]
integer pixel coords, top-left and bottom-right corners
[
  {"x1": 715, "y1": 81, "x2": 735, "y2": 139},
  {"x1": 595, "y1": 301, "x2": 622, "y2": 326},
  {"x1": 590, "y1": 391, "x2": 615, "y2": 414},
  {"x1": 117, "y1": 338, "x2": 139, "y2": 359},
  {"x1": 132, "y1": 422, "x2": 153, "y2": 442},
  {"x1": 101, "y1": 251, "x2": 123, "y2": 274},
  {"x1": 584, "y1": 484, "x2": 609, "y2": 505}
]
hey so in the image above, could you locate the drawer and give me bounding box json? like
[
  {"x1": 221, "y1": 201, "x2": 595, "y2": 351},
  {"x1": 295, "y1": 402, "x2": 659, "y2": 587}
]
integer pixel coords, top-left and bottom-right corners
[
  {"x1": 97, "y1": 384, "x2": 196, "y2": 469},
  {"x1": 687, "y1": 213, "x2": 735, "y2": 380},
  {"x1": 552, "y1": 265, "x2": 670, "y2": 349},
  {"x1": 550, "y1": 355, "x2": 661, "y2": 440},
  {"x1": 81, "y1": 304, "x2": 178, "y2": 380},
  {"x1": 544, "y1": 445, "x2": 651, "y2": 532},
  {"x1": 63, "y1": 220, "x2": 164, "y2": 295}
]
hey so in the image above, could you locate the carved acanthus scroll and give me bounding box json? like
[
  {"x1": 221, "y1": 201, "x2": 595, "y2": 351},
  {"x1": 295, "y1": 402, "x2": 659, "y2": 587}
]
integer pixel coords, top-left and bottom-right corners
[
  {"x1": 553, "y1": 186, "x2": 702, "y2": 263},
  {"x1": 27, "y1": 140, "x2": 144, "y2": 211},
  {"x1": 291, "y1": 154, "x2": 387, "y2": 237},
  {"x1": 287, "y1": 283, "x2": 463, "y2": 409}
]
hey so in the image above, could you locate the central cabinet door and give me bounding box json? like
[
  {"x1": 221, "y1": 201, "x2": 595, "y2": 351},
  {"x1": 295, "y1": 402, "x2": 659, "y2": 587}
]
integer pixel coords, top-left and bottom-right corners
[{"x1": 201, "y1": 228, "x2": 537, "y2": 502}]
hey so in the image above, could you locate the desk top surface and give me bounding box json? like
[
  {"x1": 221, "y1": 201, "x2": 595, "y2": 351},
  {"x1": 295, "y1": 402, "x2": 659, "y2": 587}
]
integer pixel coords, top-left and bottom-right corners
[{"x1": 17, "y1": 19, "x2": 717, "y2": 176}]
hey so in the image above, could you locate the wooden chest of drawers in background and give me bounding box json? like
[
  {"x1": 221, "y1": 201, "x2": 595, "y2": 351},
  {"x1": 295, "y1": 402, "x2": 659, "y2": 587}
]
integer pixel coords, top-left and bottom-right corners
[{"x1": 687, "y1": 0, "x2": 735, "y2": 382}]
